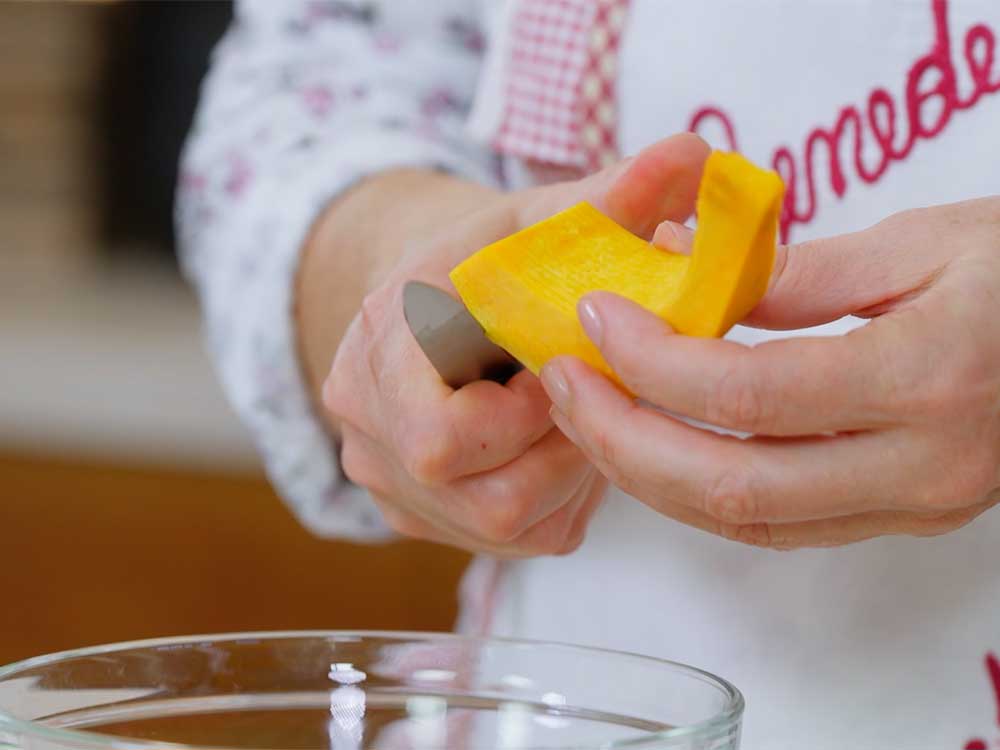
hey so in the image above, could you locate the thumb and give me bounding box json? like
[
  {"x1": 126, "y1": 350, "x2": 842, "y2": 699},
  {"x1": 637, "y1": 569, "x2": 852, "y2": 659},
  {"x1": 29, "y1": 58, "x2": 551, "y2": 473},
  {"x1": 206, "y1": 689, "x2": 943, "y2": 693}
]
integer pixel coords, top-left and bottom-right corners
[
  {"x1": 517, "y1": 133, "x2": 711, "y2": 238},
  {"x1": 601, "y1": 132, "x2": 710, "y2": 238},
  {"x1": 746, "y1": 216, "x2": 944, "y2": 330}
]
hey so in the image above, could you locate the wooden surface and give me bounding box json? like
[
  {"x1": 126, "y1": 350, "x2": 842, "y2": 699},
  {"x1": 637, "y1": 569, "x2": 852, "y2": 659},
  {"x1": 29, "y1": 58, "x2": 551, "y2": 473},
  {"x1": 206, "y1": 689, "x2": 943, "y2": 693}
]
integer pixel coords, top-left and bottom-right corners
[{"x1": 0, "y1": 452, "x2": 470, "y2": 667}]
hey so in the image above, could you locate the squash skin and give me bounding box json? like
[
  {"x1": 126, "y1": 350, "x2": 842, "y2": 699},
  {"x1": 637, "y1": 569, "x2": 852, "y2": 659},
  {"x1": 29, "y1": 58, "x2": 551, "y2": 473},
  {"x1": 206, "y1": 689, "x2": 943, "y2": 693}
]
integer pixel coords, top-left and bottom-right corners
[{"x1": 449, "y1": 151, "x2": 785, "y2": 382}]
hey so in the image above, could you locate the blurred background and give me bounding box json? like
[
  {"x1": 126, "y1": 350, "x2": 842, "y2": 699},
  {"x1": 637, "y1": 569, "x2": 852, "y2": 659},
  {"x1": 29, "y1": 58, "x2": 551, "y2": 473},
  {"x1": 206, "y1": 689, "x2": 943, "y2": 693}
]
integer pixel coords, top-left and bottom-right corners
[{"x1": 0, "y1": 0, "x2": 468, "y2": 666}]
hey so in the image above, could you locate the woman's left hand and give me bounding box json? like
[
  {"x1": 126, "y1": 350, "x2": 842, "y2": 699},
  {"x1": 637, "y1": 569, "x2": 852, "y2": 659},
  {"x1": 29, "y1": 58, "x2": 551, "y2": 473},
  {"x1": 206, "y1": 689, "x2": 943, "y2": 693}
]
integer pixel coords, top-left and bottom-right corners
[{"x1": 540, "y1": 197, "x2": 1000, "y2": 549}]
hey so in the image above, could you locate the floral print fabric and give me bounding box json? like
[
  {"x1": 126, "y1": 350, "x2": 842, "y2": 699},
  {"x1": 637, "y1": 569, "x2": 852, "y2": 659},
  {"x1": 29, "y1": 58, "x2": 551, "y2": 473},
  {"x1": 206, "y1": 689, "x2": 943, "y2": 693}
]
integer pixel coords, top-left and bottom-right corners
[{"x1": 177, "y1": 0, "x2": 499, "y2": 539}]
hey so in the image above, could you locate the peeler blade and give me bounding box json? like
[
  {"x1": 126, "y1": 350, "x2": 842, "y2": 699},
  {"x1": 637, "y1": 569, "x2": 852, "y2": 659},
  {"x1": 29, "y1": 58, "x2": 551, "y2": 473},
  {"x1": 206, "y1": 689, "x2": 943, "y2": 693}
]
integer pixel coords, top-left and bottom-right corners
[{"x1": 403, "y1": 280, "x2": 523, "y2": 389}]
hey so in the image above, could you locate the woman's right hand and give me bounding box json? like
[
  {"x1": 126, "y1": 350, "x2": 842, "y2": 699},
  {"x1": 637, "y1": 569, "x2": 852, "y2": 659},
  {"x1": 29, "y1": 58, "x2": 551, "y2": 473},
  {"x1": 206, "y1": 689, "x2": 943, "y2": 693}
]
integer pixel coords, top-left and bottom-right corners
[{"x1": 321, "y1": 134, "x2": 710, "y2": 557}]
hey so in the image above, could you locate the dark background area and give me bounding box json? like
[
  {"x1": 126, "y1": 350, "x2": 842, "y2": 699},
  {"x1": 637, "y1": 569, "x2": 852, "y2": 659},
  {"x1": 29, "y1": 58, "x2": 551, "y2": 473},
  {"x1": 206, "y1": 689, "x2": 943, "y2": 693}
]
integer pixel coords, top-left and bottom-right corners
[{"x1": 99, "y1": 0, "x2": 233, "y2": 259}]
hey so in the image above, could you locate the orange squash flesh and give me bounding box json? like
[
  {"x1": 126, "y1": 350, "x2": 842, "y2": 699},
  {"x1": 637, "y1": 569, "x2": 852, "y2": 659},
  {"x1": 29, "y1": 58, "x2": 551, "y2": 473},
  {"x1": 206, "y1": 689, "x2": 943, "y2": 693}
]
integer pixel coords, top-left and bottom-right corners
[{"x1": 449, "y1": 150, "x2": 785, "y2": 382}]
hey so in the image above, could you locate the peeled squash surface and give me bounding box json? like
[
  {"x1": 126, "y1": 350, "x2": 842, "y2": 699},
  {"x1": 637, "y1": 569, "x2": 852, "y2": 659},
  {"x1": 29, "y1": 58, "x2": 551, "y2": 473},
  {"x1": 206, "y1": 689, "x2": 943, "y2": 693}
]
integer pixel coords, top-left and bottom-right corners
[{"x1": 449, "y1": 150, "x2": 785, "y2": 381}]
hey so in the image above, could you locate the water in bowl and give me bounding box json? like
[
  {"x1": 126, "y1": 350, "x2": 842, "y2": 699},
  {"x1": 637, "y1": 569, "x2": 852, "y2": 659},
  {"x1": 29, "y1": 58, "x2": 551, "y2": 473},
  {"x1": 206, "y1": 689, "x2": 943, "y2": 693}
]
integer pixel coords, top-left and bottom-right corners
[{"x1": 37, "y1": 690, "x2": 674, "y2": 749}]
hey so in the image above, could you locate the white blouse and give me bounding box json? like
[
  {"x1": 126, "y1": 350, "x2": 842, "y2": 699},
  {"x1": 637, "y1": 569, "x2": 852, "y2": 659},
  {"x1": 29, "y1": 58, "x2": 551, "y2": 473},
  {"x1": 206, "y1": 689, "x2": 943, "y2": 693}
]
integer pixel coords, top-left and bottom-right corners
[{"x1": 178, "y1": 0, "x2": 500, "y2": 540}]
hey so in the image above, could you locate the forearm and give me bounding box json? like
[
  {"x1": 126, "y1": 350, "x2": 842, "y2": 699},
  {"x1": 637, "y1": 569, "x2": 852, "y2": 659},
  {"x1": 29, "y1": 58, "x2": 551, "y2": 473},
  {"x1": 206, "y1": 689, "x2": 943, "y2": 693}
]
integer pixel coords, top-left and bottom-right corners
[{"x1": 295, "y1": 169, "x2": 499, "y2": 414}]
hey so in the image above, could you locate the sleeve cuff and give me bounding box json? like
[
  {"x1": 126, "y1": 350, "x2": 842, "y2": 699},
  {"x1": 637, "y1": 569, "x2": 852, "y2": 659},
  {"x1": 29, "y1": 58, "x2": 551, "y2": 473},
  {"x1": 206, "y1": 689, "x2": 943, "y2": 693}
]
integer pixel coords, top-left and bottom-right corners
[{"x1": 179, "y1": 129, "x2": 498, "y2": 541}]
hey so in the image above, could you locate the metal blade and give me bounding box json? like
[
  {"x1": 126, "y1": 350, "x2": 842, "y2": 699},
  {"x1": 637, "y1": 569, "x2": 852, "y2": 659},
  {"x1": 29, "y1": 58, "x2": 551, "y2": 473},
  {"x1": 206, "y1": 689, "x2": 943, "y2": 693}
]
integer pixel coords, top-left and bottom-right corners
[{"x1": 403, "y1": 280, "x2": 523, "y2": 389}]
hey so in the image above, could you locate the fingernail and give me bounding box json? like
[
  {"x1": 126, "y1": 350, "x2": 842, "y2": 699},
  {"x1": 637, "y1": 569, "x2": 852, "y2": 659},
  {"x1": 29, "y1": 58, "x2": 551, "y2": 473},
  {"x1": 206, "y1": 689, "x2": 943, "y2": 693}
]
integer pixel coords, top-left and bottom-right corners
[
  {"x1": 540, "y1": 361, "x2": 571, "y2": 412},
  {"x1": 652, "y1": 220, "x2": 692, "y2": 255},
  {"x1": 578, "y1": 297, "x2": 603, "y2": 347}
]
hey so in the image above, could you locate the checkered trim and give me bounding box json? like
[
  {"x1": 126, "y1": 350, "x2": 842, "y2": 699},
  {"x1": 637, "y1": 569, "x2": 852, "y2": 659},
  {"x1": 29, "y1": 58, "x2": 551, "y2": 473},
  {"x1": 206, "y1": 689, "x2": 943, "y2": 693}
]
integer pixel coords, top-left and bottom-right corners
[
  {"x1": 577, "y1": 0, "x2": 630, "y2": 168},
  {"x1": 494, "y1": 0, "x2": 631, "y2": 171}
]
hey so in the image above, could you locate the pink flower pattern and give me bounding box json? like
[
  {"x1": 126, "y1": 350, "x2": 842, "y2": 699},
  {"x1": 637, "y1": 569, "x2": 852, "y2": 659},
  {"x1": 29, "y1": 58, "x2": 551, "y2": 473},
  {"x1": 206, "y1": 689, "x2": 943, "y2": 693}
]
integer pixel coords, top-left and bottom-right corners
[
  {"x1": 223, "y1": 154, "x2": 253, "y2": 196},
  {"x1": 301, "y1": 84, "x2": 336, "y2": 116},
  {"x1": 176, "y1": 0, "x2": 499, "y2": 542}
]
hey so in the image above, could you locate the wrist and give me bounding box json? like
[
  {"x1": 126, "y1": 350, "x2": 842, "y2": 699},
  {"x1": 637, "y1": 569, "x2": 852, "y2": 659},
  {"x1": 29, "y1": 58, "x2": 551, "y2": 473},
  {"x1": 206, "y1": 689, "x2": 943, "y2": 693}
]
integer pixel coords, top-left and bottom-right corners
[
  {"x1": 294, "y1": 168, "x2": 499, "y2": 409},
  {"x1": 357, "y1": 169, "x2": 501, "y2": 294}
]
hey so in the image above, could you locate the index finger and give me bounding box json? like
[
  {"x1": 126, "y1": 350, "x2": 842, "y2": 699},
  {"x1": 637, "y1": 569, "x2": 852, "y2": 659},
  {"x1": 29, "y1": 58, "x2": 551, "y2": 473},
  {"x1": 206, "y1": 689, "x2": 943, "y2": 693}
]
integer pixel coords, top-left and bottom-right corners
[
  {"x1": 583, "y1": 291, "x2": 909, "y2": 436},
  {"x1": 547, "y1": 355, "x2": 959, "y2": 525},
  {"x1": 389, "y1": 351, "x2": 555, "y2": 484}
]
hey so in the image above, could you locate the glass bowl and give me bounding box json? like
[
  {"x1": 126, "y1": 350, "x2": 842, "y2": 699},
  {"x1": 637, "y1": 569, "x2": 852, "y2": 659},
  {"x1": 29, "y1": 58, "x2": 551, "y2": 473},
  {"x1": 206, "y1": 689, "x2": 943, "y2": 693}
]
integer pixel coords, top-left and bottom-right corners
[{"x1": 0, "y1": 631, "x2": 743, "y2": 750}]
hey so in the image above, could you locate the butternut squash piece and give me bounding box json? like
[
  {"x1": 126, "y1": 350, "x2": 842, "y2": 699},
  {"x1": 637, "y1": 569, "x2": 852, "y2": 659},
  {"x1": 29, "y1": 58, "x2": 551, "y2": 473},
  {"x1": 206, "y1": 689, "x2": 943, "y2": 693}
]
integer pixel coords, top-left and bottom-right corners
[{"x1": 449, "y1": 150, "x2": 784, "y2": 381}]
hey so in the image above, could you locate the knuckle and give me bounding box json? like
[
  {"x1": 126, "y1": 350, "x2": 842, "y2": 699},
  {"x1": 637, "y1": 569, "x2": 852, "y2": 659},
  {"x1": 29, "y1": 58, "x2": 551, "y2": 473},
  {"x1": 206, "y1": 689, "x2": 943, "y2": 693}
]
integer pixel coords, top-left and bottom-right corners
[
  {"x1": 709, "y1": 359, "x2": 773, "y2": 433},
  {"x1": 556, "y1": 531, "x2": 587, "y2": 556},
  {"x1": 580, "y1": 423, "x2": 643, "y2": 499},
  {"x1": 524, "y1": 514, "x2": 579, "y2": 557},
  {"x1": 323, "y1": 352, "x2": 362, "y2": 422},
  {"x1": 590, "y1": 425, "x2": 619, "y2": 469},
  {"x1": 341, "y1": 441, "x2": 390, "y2": 497},
  {"x1": 880, "y1": 206, "x2": 927, "y2": 234},
  {"x1": 907, "y1": 509, "x2": 974, "y2": 538},
  {"x1": 908, "y1": 520, "x2": 949, "y2": 539},
  {"x1": 608, "y1": 350, "x2": 651, "y2": 394},
  {"x1": 358, "y1": 291, "x2": 383, "y2": 338},
  {"x1": 956, "y1": 455, "x2": 997, "y2": 502},
  {"x1": 322, "y1": 374, "x2": 349, "y2": 419},
  {"x1": 703, "y1": 466, "x2": 761, "y2": 526},
  {"x1": 360, "y1": 300, "x2": 388, "y2": 382},
  {"x1": 915, "y1": 363, "x2": 977, "y2": 419},
  {"x1": 474, "y1": 480, "x2": 536, "y2": 543},
  {"x1": 403, "y1": 429, "x2": 461, "y2": 485},
  {"x1": 870, "y1": 309, "x2": 953, "y2": 417},
  {"x1": 380, "y1": 508, "x2": 424, "y2": 540},
  {"x1": 580, "y1": 427, "x2": 637, "y2": 496},
  {"x1": 340, "y1": 442, "x2": 366, "y2": 485},
  {"x1": 607, "y1": 463, "x2": 642, "y2": 498},
  {"x1": 524, "y1": 533, "x2": 571, "y2": 558},
  {"x1": 924, "y1": 458, "x2": 997, "y2": 511},
  {"x1": 718, "y1": 521, "x2": 779, "y2": 549},
  {"x1": 768, "y1": 242, "x2": 792, "y2": 291},
  {"x1": 908, "y1": 435, "x2": 999, "y2": 512},
  {"x1": 340, "y1": 440, "x2": 370, "y2": 485},
  {"x1": 909, "y1": 379, "x2": 953, "y2": 417},
  {"x1": 475, "y1": 512, "x2": 522, "y2": 545},
  {"x1": 935, "y1": 338, "x2": 998, "y2": 414},
  {"x1": 767, "y1": 242, "x2": 813, "y2": 309}
]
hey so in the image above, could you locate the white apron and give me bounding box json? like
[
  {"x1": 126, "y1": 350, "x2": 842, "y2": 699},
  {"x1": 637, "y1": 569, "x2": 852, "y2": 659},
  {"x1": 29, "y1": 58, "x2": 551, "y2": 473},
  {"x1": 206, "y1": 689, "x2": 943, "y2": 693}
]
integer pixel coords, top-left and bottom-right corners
[{"x1": 470, "y1": 2, "x2": 1000, "y2": 748}]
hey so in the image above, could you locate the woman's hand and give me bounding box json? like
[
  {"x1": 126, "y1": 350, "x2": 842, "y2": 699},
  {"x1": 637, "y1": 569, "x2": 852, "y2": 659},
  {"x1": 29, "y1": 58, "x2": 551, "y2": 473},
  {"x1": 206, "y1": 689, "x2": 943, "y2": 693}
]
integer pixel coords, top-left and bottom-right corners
[
  {"x1": 541, "y1": 197, "x2": 1000, "y2": 549},
  {"x1": 321, "y1": 134, "x2": 711, "y2": 557}
]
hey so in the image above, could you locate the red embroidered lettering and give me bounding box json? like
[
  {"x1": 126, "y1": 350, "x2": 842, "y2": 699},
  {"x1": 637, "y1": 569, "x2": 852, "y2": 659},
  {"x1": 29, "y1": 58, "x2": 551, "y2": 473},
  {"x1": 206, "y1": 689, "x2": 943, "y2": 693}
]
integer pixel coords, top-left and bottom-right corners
[
  {"x1": 963, "y1": 652, "x2": 1000, "y2": 750},
  {"x1": 959, "y1": 24, "x2": 1000, "y2": 107},
  {"x1": 867, "y1": 88, "x2": 906, "y2": 162},
  {"x1": 687, "y1": 0, "x2": 999, "y2": 243},
  {"x1": 689, "y1": 106, "x2": 740, "y2": 152},
  {"x1": 907, "y1": 0, "x2": 958, "y2": 137},
  {"x1": 988, "y1": 652, "x2": 1000, "y2": 727}
]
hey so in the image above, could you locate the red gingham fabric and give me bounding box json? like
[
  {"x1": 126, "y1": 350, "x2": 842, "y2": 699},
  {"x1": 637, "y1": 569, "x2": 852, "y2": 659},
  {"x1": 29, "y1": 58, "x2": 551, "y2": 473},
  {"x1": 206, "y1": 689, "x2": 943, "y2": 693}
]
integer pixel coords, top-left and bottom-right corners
[{"x1": 494, "y1": 0, "x2": 631, "y2": 172}]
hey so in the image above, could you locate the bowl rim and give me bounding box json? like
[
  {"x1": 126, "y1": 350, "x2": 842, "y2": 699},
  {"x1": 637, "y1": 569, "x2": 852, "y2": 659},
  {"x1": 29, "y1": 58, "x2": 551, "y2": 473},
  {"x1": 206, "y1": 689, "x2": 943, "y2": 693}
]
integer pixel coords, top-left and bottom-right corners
[{"x1": 0, "y1": 630, "x2": 744, "y2": 750}]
